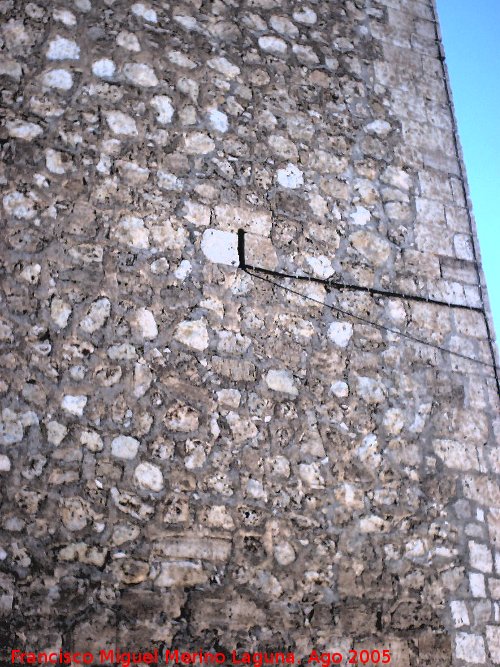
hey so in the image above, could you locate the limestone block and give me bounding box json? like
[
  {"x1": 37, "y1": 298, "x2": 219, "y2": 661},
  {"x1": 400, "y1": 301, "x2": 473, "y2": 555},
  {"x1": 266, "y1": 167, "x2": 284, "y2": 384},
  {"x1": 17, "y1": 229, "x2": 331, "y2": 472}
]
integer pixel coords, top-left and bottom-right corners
[
  {"x1": 455, "y1": 633, "x2": 486, "y2": 663},
  {"x1": 155, "y1": 561, "x2": 208, "y2": 587},
  {"x1": 154, "y1": 536, "x2": 231, "y2": 562},
  {"x1": 486, "y1": 626, "x2": 500, "y2": 664}
]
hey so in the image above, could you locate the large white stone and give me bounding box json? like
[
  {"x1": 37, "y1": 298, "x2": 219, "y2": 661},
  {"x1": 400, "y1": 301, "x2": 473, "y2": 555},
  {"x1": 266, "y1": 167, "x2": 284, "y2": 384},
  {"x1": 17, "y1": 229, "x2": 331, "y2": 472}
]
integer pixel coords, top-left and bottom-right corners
[
  {"x1": 486, "y1": 626, "x2": 500, "y2": 664},
  {"x1": 217, "y1": 389, "x2": 241, "y2": 408},
  {"x1": 80, "y1": 297, "x2": 111, "y2": 333},
  {"x1": 47, "y1": 421, "x2": 67, "y2": 445},
  {"x1": 75, "y1": 0, "x2": 91, "y2": 11},
  {"x1": 131, "y1": 308, "x2": 158, "y2": 340},
  {"x1": 246, "y1": 478, "x2": 267, "y2": 500},
  {"x1": 226, "y1": 411, "x2": 258, "y2": 442},
  {"x1": 365, "y1": 119, "x2": 392, "y2": 136},
  {"x1": 151, "y1": 95, "x2": 174, "y2": 124},
  {"x1": 155, "y1": 561, "x2": 207, "y2": 587},
  {"x1": 0, "y1": 409, "x2": 24, "y2": 446},
  {"x1": 359, "y1": 515, "x2": 387, "y2": 533},
  {"x1": 293, "y1": 7, "x2": 317, "y2": 24},
  {"x1": 105, "y1": 111, "x2": 138, "y2": 136},
  {"x1": 274, "y1": 541, "x2": 296, "y2": 565},
  {"x1": 469, "y1": 572, "x2": 486, "y2": 597},
  {"x1": 268, "y1": 134, "x2": 298, "y2": 160},
  {"x1": 51, "y1": 298, "x2": 72, "y2": 328},
  {"x1": 133, "y1": 361, "x2": 153, "y2": 398},
  {"x1": 201, "y1": 229, "x2": 239, "y2": 267},
  {"x1": 277, "y1": 163, "x2": 303, "y2": 189},
  {"x1": 383, "y1": 408, "x2": 405, "y2": 435},
  {"x1": 61, "y1": 395, "x2": 87, "y2": 416},
  {"x1": 80, "y1": 430, "x2": 103, "y2": 452},
  {"x1": 330, "y1": 381, "x2": 349, "y2": 398},
  {"x1": 207, "y1": 108, "x2": 228, "y2": 133},
  {"x1": 174, "y1": 15, "x2": 198, "y2": 31},
  {"x1": 450, "y1": 600, "x2": 470, "y2": 628},
  {"x1": 47, "y1": 36, "x2": 80, "y2": 60},
  {"x1": 53, "y1": 8, "x2": 77, "y2": 26},
  {"x1": 207, "y1": 57, "x2": 240, "y2": 79},
  {"x1": 258, "y1": 36, "x2": 287, "y2": 55},
  {"x1": 157, "y1": 171, "x2": 182, "y2": 191},
  {"x1": 269, "y1": 15, "x2": 299, "y2": 38},
  {"x1": 134, "y1": 462, "x2": 163, "y2": 491},
  {"x1": 131, "y1": 3, "x2": 157, "y2": 22},
  {"x1": 92, "y1": 58, "x2": 116, "y2": 78},
  {"x1": 350, "y1": 205, "x2": 371, "y2": 226},
  {"x1": 116, "y1": 31, "x2": 141, "y2": 52},
  {"x1": 265, "y1": 369, "x2": 298, "y2": 396},
  {"x1": 305, "y1": 255, "x2": 334, "y2": 279},
  {"x1": 19, "y1": 263, "x2": 41, "y2": 285},
  {"x1": 3, "y1": 191, "x2": 37, "y2": 219},
  {"x1": 45, "y1": 149, "x2": 66, "y2": 174},
  {"x1": 150, "y1": 258, "x2": 169, "y2": 275},
  {"x1": 43, "y1": 68, "x2": 73, "y2": 89},
  {"x1": 184, "y1": 132, "x2": 215, "y2": 155},
  {"x1": 184, "y1": 442, "x2": 207, "y2": 470},
  {"x1": 204, "y1": 505, "x2": 234, "y2": 530},
  {"x1": 6, "y1": 121, "x2": 43, "y2": 141},
  {"x1": 123, "y1": 63, "x2": 158, "y2": 87},
  {"x1": 168, "y1": 50, "x2": 197, "y2": 69},
  {"x1": 174, "y1": 319, "x2": 209, "y2": 351},
  {"x1": 113, "y1": 216, "x2": 149, "y2": 249},
  {"x1": 292, "y1": 44, "x2": 319, "y2": 65},
  {"x1": 328, "y1": 321, "x2": 353, "y2": 348},
  {"x1": 469, "y1": 541, "x2": 493, "y2": 573},
  {"x1": 174, "y1": 260, "x2": 191, "y2": 281},
  {"x1": 182, "y1": 200, "x2": 210, "y2": 227},
  {"x1": 433, "y1": 439, "x2": 479, "y2": 471},
  {"x1": 112, "y1": 436, "x2": 140, "y2": 459},
  {"x1": 455, "y1": 633, "x2": 486, "y2": 663},
  {"x1": 0, "y1": 455, "x2": 11, "y2": 472}
]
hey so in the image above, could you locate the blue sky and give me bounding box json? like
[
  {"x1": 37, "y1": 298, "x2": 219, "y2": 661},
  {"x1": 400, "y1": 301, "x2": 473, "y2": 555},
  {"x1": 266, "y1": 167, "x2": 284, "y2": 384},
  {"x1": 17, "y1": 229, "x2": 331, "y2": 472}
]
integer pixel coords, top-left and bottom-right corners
[{"x1": 435, "y1": 0, "x2": 500, "y2": 339}]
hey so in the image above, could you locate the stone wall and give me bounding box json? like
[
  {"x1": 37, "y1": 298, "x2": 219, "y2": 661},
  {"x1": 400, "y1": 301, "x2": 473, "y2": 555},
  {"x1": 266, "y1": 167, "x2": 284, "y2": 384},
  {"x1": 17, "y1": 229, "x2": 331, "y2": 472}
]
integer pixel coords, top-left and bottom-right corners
[{"x1": 1, "y1": 0, "x2": 499, "y2": 664}]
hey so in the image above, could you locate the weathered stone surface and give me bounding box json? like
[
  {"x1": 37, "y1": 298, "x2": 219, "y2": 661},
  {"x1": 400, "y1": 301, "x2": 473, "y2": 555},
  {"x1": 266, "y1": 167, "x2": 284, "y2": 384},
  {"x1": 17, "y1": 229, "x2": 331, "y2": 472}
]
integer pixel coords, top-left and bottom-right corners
[
  {"x1": 155, "y1": 536, "x2": 231, "y2": 562},
  {"x1": 0, "y1": 1, "x2": 497, "y2": 661},
  {"x1": 155, "y1": 561, "x2": 208, "y2": 587}
]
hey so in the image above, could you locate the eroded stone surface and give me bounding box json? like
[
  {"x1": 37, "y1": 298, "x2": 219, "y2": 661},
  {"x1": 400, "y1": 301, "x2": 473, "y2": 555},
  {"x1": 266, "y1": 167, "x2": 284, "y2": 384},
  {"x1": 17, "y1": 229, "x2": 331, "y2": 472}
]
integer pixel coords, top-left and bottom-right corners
[{"x1": 0, "y1": 1, "x2": 498, "y2": 662}]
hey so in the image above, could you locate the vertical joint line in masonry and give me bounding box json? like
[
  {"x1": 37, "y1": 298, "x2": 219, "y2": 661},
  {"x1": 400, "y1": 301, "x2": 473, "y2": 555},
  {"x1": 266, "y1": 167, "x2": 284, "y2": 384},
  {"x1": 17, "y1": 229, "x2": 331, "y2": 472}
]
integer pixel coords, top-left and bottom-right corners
[
  {"x1": 237, "y1": 228, "x2": 246, "y2": 269},
  {"x1": 430, "y1": 0, "x2": 500, "y2": 397}
]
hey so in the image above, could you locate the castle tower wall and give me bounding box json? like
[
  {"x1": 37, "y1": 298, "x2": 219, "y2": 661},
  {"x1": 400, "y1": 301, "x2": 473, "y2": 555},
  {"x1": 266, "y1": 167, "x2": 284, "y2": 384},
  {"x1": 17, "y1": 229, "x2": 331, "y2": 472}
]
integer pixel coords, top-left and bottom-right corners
[{"x1": 1, "y1": 0, "x2": 499, "y2": 664}]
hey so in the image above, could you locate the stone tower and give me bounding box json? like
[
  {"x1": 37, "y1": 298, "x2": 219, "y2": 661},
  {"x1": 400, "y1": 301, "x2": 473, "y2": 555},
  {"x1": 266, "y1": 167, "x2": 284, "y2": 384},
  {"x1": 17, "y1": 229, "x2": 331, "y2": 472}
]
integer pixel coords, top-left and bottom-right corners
[{"x1": 1, "y1": 0, "x2": 499, "y2": 665}]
